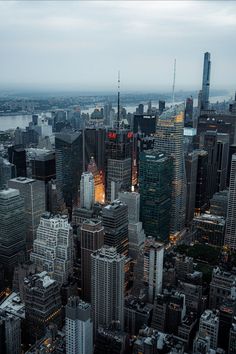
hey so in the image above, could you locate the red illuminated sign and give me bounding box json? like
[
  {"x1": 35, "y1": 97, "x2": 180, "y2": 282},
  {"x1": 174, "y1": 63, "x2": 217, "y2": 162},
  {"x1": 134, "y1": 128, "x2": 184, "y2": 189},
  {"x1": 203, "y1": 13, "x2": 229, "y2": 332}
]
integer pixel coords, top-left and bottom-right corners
[
  {"x1": 108, "y1": 132, "x2": 117, "y2": 139},
  {"x1": 127, "y1": 132, "x2": 133, "y2": 138}
]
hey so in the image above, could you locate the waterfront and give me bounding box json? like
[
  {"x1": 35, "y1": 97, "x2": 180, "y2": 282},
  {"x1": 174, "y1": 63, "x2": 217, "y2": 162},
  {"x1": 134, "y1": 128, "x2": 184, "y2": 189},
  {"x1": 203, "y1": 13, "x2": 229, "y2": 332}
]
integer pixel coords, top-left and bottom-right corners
[{"x1": 0, "y1": 94, "x2": 232, "y2": 131}]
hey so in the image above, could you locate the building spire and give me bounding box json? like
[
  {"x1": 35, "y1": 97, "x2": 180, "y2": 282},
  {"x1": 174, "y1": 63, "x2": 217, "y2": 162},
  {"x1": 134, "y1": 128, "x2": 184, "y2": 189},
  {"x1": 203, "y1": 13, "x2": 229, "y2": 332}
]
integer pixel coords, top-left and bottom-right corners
[{"x1": 117, "y1": 70, "x2": 120, "y2": 130}]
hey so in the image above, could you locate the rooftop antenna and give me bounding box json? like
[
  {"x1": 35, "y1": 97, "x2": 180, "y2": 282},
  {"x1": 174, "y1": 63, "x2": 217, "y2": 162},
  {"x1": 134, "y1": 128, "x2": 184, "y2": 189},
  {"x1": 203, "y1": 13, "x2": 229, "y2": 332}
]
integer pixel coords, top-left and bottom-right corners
[
  {"x1": 117, "y1": 70, "x2": 120, "y2": 130},
  {"x1": 172, "y1": 58, "x2": 176, "y2": 105}
]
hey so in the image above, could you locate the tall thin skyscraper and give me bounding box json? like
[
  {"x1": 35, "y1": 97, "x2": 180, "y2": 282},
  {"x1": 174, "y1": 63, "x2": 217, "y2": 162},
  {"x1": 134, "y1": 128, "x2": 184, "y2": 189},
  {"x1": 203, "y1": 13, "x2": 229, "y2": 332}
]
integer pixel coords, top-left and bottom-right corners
[
  {"x1": 201, "y1": 52, "x2": 211, "y2": 111},
  {"x1": 0, "y1": 188, "x2": 26, "y2": 283},
  {"x1": 80, "y1": 219, "x2": 104, "y2": 302},
  {"x1": 225, "y1": 153, "x2": 236, "y2": 249},
  {"x1": 80, "y1": 172, "x2": 95, "y2": 210},
  {"x1": 91, "y1": 246, "x2": 125, "y2": 333},
  {"x1": 155, "y1": 104, "x2": 186, "y2": 236},
  {"x1": 8, "y1": 177, "x2": 46, "y2": 252},
  {"x1": 143, "y1": 237, "x2": 164, "y2": 303},
  {"x1": 66, "y1": 297, "x2": 93, "y2": 354}
]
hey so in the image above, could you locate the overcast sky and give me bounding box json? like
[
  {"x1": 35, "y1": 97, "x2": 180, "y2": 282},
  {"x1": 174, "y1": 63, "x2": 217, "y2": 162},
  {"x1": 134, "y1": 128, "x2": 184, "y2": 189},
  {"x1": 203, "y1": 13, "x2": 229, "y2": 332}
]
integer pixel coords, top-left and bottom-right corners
[{"x1": 0, "y1": 1, "x2": 235, "y2": 92}]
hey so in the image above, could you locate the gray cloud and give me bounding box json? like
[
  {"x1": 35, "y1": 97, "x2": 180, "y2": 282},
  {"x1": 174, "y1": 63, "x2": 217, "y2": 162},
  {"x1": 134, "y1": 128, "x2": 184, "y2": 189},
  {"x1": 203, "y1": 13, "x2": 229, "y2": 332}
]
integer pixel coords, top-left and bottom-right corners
[{"x1": 0, "y1": 1, "x2": 235, "y2": 92}]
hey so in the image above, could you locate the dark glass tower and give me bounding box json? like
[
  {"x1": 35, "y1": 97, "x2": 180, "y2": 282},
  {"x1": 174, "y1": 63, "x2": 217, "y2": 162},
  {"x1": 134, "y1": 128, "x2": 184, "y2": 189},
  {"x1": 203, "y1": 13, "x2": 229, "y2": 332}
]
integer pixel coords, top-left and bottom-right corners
[
  {"x1": 55, "y1": 131, "x2": 83, "y2": 212},
  {"x1": 102, "y1": 200, "x2": 129, "y2": 256},
  {"x1": 201, "y1": 52, "x2": 211, "y2": 110},
  {"x1": 139, "y1": 150, "x2": 173, "y2": 242},
  {"x1": 8, "y1": 145, "x2": 27, "y2": 177}
]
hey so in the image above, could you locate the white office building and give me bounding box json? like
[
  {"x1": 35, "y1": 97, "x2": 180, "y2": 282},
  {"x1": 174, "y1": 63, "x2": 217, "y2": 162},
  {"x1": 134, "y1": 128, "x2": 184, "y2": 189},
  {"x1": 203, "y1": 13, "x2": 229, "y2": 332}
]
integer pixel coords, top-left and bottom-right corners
[{"x1": 66, "y1": 297, "x2": 93, "y2": 354}]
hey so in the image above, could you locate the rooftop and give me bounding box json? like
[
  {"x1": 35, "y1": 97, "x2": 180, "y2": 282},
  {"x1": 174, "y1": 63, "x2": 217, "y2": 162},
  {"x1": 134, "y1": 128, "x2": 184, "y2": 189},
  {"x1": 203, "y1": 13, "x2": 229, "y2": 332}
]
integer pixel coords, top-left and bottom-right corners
[{"x1": 0, "y1": 292, "x2": 25, "y2": 319}]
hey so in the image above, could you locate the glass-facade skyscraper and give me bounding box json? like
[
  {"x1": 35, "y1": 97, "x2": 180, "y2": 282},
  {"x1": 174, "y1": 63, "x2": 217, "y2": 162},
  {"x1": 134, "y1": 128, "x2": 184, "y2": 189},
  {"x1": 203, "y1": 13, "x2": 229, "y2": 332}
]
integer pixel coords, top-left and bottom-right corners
[
  {"x1": 201, "y1": 52, "x2": 211, "y2": 111},
  {"x1": 155, "y1": 105, "x2": 186, "y2": 236},
  {"x1": 55, "y1": 131, "x2": 83, "y2": 212},
  {"x1": 139, "y1": 150, "x2": 173, "y2": 242}
]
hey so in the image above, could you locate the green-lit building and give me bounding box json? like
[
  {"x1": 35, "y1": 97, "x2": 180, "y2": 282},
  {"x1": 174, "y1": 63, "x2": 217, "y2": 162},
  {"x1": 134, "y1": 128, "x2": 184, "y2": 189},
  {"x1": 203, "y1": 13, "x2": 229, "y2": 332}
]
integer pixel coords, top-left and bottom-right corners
[{"x1": 139, "y1": 150, "x2": 173, "y2": 242}]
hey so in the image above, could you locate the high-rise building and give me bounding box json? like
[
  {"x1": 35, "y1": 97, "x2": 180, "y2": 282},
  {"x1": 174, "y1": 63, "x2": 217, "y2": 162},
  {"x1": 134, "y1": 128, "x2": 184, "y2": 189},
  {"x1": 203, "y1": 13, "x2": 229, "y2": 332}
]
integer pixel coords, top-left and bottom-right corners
[
  {"x1": 118, "y1": 191, "x2": 145, "y2": 259},
  {"x1": 185, "y1": 151, "x2": 198, "y2": 224},
  {"x1": 80, "y1": 219, "x2": 104, "y2": 302},
  {"x1": 29, "y1": 148, "x2": 56, "y2": 182},
  {"x1": 55, "y1": 131, "x2": 83, "y2": 211},
  {"x1": 8, "y1": 177, "x2": 46, "y2": 252},
  {"x1": 229, "y1": 318, "x2": 236, "y2": 354},
  {"x1": 192, "y1": 214, "x2": 225, "y2": 247},
  {"x1": 66, "y1": 297, "x2": 93, "y2": 354},
  {"x1": 195, "y1": 150, "x2": 208, "y2": 213},
  {"x1": 159, "y1": 100, "x2": 165, "y2": 114},
  {"x1": 8, "y1": 145, "x2": 27, "y2": 177},
  {"x1": 0, "y1": 310, "x2": 21, "y2": 354},
  {"x1": 199, "y1": 310, "x2": 219, "y2": 350},
  {"x1": 209, "y1": 267, "x2": 236, "y2": 309},
  {"x1": 105, "y1": 129, "x2": 132, "y2": 201},
  {"x1": 139, "y1": 150, "x2": 173, "y2": 242},
  {"x1": 155, "y1": 104, "x2": 186, "y2": 235},
  {"x1": 185, "y1": 97, "x2": 194, "y2": 127},
  {"x1": 30, "y1": 213, "x2": 73, "y2": 284},
  {"x1": 102, "y1": 200, "x2": 129, "y2": 257},
  {"x1": 80, "y1": 172, "x2": 94, "y2": 210},
  {"x1": 200, "y1": 52, "x2": 211, "y2": 111},
  {"x1": 83, "y1": 128, "x2": 106, "y2": 173},
  {"x1": 118, "y1": 191, "x2": 140, "y2": 224},
  {"x1": 200, "y1": 130, "x2": 218, "y2": 200},
  {"x1": 216, "y1": 133, "x2": 229, "y2": 192},
  {"x1": 210, "y1": 190, "x2": 228, "y2": 217},
  {"x1": 152, "y1": 291, "x2": 186, "y2": 335},
  {"x1": 91, "y1": 246, "x2": 125, "y2": 333},
  {"x1": 24, "y1": 271, "x2": 62, "y2": 344},
  {"x1": 87, "y1": 157, "x2": 105, "y2": 204},
  {"x1": 0, "y1": 157, "x2": 15, "y2": 189},
  {"x1": 0, "y1": 188, "x2": 26, "y2": 284},
  {"x1": 143, "y1": 237, "x2": 164, "y2": 303},
  {"x1": 225, "y1": 154, "x2": 236, "y2": 249}
]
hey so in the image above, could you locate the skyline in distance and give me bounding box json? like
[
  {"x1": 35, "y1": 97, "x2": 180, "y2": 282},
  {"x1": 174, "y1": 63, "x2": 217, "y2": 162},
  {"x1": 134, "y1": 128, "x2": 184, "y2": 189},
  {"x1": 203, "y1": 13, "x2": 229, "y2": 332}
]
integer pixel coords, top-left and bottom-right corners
[{"x1": 0, "y1": 1, "x2": 235, "y2": 92}]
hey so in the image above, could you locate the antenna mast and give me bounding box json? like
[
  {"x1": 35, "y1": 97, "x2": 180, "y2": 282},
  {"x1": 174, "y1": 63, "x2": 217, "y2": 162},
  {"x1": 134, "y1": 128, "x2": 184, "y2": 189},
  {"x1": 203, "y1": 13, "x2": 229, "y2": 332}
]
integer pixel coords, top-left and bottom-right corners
[
  {"x1": 172, "y1": 58, "x2": 176, "y2": 104},
  {"x1": 117, "y1": 70, "x2": 120, "y2": 130}
]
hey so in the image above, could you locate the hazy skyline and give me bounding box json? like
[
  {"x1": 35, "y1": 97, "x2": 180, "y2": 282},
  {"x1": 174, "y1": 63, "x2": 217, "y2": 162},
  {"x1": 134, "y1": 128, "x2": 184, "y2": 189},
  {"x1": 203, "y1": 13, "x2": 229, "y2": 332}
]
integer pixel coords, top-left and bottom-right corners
[{"x1": 0, "y1": 1, "x2": 235, "y2": 92}]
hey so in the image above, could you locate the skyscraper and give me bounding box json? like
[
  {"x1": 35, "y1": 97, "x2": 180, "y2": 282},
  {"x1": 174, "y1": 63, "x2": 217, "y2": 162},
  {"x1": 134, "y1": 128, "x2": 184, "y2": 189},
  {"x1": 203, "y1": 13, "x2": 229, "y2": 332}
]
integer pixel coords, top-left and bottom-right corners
[
  {"x1": 105, "y1": 129, "x2": 133, "y2": 201},
  {"x1": 185, "y1": 151, "x2": 198, "y2": 224},
  {"x1": 199, "y1": 130, "x2": 218, "y2": 200},
  {"x1": 143, "y1": 237, "x2": 164, "y2": 303},
  {"x1": 24, "y1": 271, "x2": 62, "y2": 344},
  {"x1": 66, "y1": 297, "x2": 93, "y2": 354},
  {"x1": 80, "y1": 219, "x2": 104, "y2": 302},
  {"x1": 8, "y1": 177, "x2": 46, "y2": 252},
  {"x1": 0, "y1": 310, "x2": 21, "y2": 354},
  {"x1": 87, "y1": 157, "x2": 105, "y2": 204},
  {"x1": 200, "y1": 52, "x2": 211, "y2": 111},
  {"x1": 55, "y1": 131, "x2": 83, "y2": 212},
  {"x1": 225, "y1": 153, "x2": 236, "y2": 249},
  {"x1": 0, "y1": 157, "x2": 15, "y2": 189},
  {"x1": 139, "y1": 150, "x2": 173, "y2": 242},
  {"x1": 30, "y1": 213, "x2": 74, "y2": 284},
  {"x1": 102, "y1": 200, "x2": 129, "y2": 256},
  {"x1": 0, "y1": 188, "x2": 26, "y2": 283},
  {"x1": 155, "y1": 105, "x2": 186, "y2": 236},
  {"x1": 8, "y1": 145, "x2": 27, "y2": 177},
  {"x1": 91, "y1": 246, "x2": 125, "y2": 333},
  {"x1": 195, "y1": 150, "x2": 208, "y2": 213},
  {"x1": 80, "y1": 172, "x2": 95, "y2": 210},
  {"x1": 199, "y1": 310, "x2": 219, "y2": 350},
  {"x1": 185, "y1": 97, "x2": 194, "y2": 127},
  {"x1": 118, "y1": 191, "x2": 145, "y2": 259}
]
